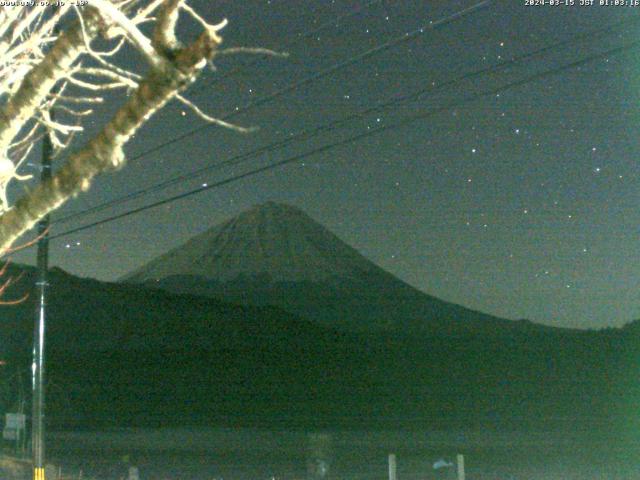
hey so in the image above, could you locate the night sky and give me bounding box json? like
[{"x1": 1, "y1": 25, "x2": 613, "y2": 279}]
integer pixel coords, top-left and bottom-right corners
[{"x1": 9, "y1": 0, "x2": 640, "y2": 329}]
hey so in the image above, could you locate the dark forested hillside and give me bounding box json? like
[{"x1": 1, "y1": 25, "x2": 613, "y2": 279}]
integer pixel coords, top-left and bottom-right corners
[{"x1": 0, "y1": 264, "x2": 635, "y2": 439}]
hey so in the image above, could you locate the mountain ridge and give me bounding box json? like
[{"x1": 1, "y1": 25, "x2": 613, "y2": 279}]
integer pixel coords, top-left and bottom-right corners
[{"x1": 122, "y1": 202, "x2": 562, "y2": 334}]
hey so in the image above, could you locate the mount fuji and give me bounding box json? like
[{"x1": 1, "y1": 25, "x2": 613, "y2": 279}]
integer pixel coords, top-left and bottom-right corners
[{"x1": 123, "y1": 201, "x2": 547, "y2": 335}]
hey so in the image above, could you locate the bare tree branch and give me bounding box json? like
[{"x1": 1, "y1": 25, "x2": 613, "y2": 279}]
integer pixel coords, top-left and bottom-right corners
[
  {"x1": 0, "y1": 16, "x2": 227, "y2": 252},
  {"x1": 0, "y1": 10, "x2": 100, "y2": 153}
]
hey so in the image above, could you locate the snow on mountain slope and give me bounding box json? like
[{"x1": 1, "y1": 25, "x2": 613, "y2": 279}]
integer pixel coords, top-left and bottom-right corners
[{"x1": 124, "y1": 201, "x2": 385, "y2": 284}]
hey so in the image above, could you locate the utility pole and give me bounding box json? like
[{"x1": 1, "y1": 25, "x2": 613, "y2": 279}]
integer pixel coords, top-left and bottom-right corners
[{"x1": 32, "y1": 115, "x2": 53, "y2": 480}]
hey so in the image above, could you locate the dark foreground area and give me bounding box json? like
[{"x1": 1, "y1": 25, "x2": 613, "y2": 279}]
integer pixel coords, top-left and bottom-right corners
[
  {"x1": 0, "y1": 428, "x2": 635, "y2": 480},
  {"x1": 0, "y1": 266, "x2": 637, "y2": 480}
]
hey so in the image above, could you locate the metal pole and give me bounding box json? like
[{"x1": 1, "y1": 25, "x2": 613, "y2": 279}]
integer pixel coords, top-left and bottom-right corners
[
  {"x1": 456, "y1": 454, "x2": 465, "y2": 480},
  {"x1": 32, "y1": 115, "x2": 53, "y2": 480},
  {"x1": 388, "y1": 453, "x2": 397, "y2": 480}
]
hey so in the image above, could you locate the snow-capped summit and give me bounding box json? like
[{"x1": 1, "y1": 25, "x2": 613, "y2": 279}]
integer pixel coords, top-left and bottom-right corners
[{"x1": 123, "y1": 201, "x2": 382, "y2": 284}]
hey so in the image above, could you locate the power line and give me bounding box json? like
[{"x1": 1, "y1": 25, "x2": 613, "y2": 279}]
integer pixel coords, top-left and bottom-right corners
[
  {"x1": 121, "y1": 1, "x2": 490, "y2": 162},
  {"x1": 52, "y1": 0, "x2": 490, "y2": 226},
  {"x1": 188, "y1": 0, "x2": 385, "y2": 97},
  {"x1": 53, "y1": 14, "x2": 640, "y2": 226},
  {"x1": 49, "y1": 39, "x2": 640, "y2": 241}
]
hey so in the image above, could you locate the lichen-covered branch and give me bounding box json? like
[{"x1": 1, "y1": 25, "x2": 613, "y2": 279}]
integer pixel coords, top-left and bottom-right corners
[
  {"x1": 0, "y1": 21, "x2": 225, "y2": 252},
  {"x1": 0, "y1": 10, "x2": 99, "y2": 152}
]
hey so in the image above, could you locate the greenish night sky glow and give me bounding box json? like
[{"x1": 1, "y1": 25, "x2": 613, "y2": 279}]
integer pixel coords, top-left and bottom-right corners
[{"x1": 9, "y1": 0, "x2": 640, "y2": 329}]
